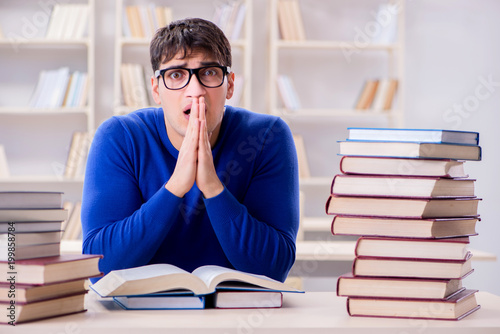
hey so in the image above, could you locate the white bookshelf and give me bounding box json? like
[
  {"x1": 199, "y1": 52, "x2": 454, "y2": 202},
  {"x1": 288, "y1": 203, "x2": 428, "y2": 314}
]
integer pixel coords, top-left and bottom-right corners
[
  {"x1": 268, "y1": 0, "x2": 405, "y2": 221},
  {"x1": 269, "y1": 0, "x2": 405, "y2": 124},
  {"x1": 0, "y1": 0, "x2": 95, "y2": 199},
  {"x1": 113, "y1": 0, "x2": 253, "y2": 116}
]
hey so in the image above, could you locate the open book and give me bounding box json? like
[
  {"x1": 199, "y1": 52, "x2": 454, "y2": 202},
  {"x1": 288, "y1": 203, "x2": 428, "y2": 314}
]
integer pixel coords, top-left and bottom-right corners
[{"x1": 90, "y1": 264, "x2": 301, "y2": 297}]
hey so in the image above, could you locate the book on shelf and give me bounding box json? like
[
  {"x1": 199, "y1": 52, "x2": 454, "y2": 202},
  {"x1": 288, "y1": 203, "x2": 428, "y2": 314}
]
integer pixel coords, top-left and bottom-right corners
[
  {"x1": 45, "y1": 4, "x2": 89, "y2": 40},
  {"x1": 339, "y1": 156, "x2": 468, "y2": 178},
  {"x1": 0, "y1": 254, "x2": 102, "y2": 285},
  {"x1": 346, "y1": 289, "x2": 480, "y2": 320},
  {"x1": 29, "y1": 68, "x2": 88, "y2": 109},
  {"x1": 0, "y1": 191, "x2": 63, "y2": 209},
  {"x1": 337, "y1": 273, "x2": 465, "y2": 300},
  {"x1": 277, "y1": 75, "x2": 301, "y2": 111},
  {"x1": 370, "y1": 78, "x2": 398, "y2": 111},
  {"x1": 347, "y1": 128, "x2": 480, "y2": 145},
  {"x1": 123, "y1": 5, "x2": 173, "y2": 39},
  {"x1": 354, "y1": 236, "x2": 471, "y2": 261},
  {"x1": 330, "y1": 174, "x2": 475, "y2": 198},
  {"x1": 0, "y1": 279, "x2": 87, "y2": 304},
  {"x1": 352, "y1": 253, "x2": 473, "y2": 279},
  {"x1": 339, "y1": 140, "x2": 482, "y2": 161},
  {"x1": 330, "y1": 216, "x2": 479, "y2": 239},
  {"x1": 293, "y1": 134, "x2": 311, "y2": 179},
  {"x1": 277, "y1": 0, "x2": 306, "y2": 41},
  {"x1": 62, "y1": 201, "x2": 82, "y2": 241},
  {"x1": 355, "y1": 80, "x2": 379, "y2": 110},
  {"x1": 213, "y1": 0, "x2": 247, "y2": 41},
  {"x1": 0, "y1": 208, "x2": 68, "y2": 222},
  {"x1": 64, "y1": 132, "x2": 90, "y2": 179},
  {"x1": 0, "y1": 221, "x2": 64, "y2": 233},
  {"x1": 0, "y1": 145, "x2": 9, "y2": 178},
  {"x1": 0, "y1": 292, "x2": 87, "y2": 325},
  {"x1": 120, "y1": 63, "x2": 150, "y2": 108},
  {"x1": 370, "y1": 3, "x2": 399, "y2": 45},
  {"x1": 326, "y1": 196, "x2": 480, "y2": 218},
  {"x1": 91, "y1": 263, "x2": 301, "y2": 298}
]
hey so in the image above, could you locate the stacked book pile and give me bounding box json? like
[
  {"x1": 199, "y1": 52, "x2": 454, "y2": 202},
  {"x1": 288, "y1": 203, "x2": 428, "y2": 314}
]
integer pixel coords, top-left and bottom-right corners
[
  {"x1": 325, "y1": 128, "x2": 482, "y2": 320},
  {"x1": 0, "y1": 191, "x2": 101, "y2": 325}
]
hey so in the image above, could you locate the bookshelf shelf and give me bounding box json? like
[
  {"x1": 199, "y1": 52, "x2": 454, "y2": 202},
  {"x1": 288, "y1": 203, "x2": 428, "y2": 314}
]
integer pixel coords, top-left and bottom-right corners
[
  {"x1": 0, "y1": 0, "x2": 95, "y2": 188},
  {"x1": 276, "y1": 40, "x2": 400, "y2": 51}
]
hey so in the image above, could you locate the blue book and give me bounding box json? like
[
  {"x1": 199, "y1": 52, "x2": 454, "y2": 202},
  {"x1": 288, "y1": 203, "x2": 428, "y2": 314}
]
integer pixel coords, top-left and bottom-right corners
[
  {"x1": 113, "y1": 292, "x2": 205, "y2": 310},
  {"x1": 347, "y1": 128, "x2": 479, "y2": 146}
]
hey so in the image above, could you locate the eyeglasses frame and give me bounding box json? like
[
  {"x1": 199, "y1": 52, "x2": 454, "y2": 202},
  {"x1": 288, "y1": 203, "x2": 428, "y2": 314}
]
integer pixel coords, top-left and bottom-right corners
[{"x1": 154, "y1": 65, "x2": 231, "y2": 90}]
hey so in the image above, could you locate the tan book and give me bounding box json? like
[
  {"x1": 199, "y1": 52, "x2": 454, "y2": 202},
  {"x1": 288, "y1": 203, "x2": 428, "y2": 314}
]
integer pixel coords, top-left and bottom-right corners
[
  {"x1": 293, "y1": 134, "x2": 311, "y2": 178},
  {"x1": 355, "y1": 80, "x2": 379, "y2": 110}
]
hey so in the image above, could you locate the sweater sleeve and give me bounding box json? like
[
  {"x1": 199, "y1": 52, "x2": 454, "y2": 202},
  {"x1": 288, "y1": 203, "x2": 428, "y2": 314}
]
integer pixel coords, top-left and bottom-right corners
[
  {"x1": 81, "y1": 117, "x2": 182, "y2": 279},
  {"x1": 203, "y1": 117, "x2": 300, "y2": 282}
]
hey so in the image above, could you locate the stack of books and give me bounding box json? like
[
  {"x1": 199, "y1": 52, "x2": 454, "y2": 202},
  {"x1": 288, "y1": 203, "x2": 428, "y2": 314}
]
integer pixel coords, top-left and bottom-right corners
[
  {"x1": 326, "y1": 128, "x2": 482, "y2": 320},
  {"x1": 91, "y1": 263, "x2": 302, "y2": 310},
  {"x1": 0, "y1": 191, "x2": 102, "y2": 325}
]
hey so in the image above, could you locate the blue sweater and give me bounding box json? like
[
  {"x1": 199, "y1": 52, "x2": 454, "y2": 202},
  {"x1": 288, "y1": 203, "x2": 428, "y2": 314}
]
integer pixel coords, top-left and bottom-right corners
[{"x1": 81, "y1": 106, "x2": 299, "y2": 282}]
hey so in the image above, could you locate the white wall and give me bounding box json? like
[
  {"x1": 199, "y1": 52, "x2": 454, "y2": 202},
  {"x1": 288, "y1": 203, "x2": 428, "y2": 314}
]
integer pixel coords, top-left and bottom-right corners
[{"x1": 93, "y1": 0, "x2": 500, "y2": 294}]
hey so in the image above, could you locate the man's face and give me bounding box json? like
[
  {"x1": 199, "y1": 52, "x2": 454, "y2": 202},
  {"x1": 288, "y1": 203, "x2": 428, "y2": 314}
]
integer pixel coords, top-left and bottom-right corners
[{"x1": 151, "y1": 51, "x2": 234, "y2": 149}]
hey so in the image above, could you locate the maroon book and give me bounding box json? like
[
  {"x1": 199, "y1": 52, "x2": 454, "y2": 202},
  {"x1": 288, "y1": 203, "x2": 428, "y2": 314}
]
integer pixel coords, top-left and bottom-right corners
[{"x1": 346, "y1": 288, "x2": 480, "y2": 320}]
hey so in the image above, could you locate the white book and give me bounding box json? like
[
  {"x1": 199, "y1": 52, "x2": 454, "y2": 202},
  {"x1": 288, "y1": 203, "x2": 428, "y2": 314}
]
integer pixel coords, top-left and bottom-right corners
[
  {"x1": 73, "y1": 4, "x2": 89, "y2": 39},
  {"x1": 371, "y1": 4, "x2": 398, "y2": 44},
  {"x1": 371, "y1": 78, "x2": 389, "y2": 111},
  {"x1": 231, "y1": 3, "x2": 246, "y2": 40},
  {"x1": 51, "y1": 67, "x2": 71, "y2": 108},
  {"x1": 0, "y1": 145, "x2": 9, "y2": 178},
  {"x1": 29, "y1": 70, "x2": 48, "y2": 108}
]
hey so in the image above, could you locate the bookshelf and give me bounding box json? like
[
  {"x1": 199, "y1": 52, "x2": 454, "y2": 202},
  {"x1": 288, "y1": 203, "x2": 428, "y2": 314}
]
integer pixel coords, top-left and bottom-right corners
[
  {"x1": 268, "y1": 0, "x2": 405, "y2": 224},
  {"x1": 269, "y1": 0, "x2": 405, "y2": 123},
  {"x1": 114, "y1": 0, "x2": 253, "y2": 116},
  {"x1": 0, "y1": 0, "x2": 95, "y2": 200}
]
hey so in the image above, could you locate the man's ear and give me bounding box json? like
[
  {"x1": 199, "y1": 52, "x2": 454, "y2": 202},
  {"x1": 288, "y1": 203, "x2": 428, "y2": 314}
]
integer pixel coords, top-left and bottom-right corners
[
  {"x1": 226, "y1": 72, "x2": 235, "y2": 100},
  {"x1": 151, "y1": 76, "x2": 162, "y2": 104}
]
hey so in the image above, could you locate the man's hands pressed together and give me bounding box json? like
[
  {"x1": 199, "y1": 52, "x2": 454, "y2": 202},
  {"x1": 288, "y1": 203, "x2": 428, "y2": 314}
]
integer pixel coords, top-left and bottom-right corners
[{"x1": 165, "y1": 97, "x2": 224, "y2": 199}]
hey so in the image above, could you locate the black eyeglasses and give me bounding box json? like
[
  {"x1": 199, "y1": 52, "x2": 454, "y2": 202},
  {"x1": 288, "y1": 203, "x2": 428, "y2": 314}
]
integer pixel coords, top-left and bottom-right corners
[{"x1": 154, "y1": 65, "x2": 231, "y2": 90}]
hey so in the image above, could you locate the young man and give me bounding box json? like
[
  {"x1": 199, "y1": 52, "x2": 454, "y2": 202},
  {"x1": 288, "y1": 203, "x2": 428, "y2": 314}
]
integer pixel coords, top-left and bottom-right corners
[{"x1": 81, "y1": 18, "x2": 299, "y2": 283}]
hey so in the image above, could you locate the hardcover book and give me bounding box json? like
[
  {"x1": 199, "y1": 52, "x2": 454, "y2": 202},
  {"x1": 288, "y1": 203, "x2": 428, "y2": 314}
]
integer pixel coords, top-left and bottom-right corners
[
  {"x1": 326, "y1": 196, "x2": 480, "y2": 218},
  {"x1": 330, "y1": 174, "x2": 475, "y2": 198},
  {"x1": 347, "y1": 128, "x2": 480, "y2": 145},
  {"x1": 352, "y1": 253, "x2": 473, "y2": 279},
  {"x1": 354, "y1": 236, "x2": 470, "y2": 260},
  {"x1": 91, "y1": 264, "x2": 301, "y2": 298},
  {"x1": 337, "y1": 273, "x2": 465, "y2": 300},
  {"x1": 330, "y1": 216, "x2": 479, "y2": 238},
  {"x1": 339, "y1": 156, "x2": 468, "y2": 178},
  {"x1": 338, "y1": 140, "x2": 482, "y2": 161},
  {"x1": 346, "y1": 289, "x2": 480, "y2": 320},
  {"x1": 0, "y1": 254, "x2": 102, "y2": 285},
  {"x1": 0, "y1": 191, "x2": 63, "y2": 209}
]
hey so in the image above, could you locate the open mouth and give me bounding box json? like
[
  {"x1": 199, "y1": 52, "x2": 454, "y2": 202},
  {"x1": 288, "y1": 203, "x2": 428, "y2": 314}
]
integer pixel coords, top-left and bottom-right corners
[{"x1": 184, "y1": 108, "x2": 191, "y2": 115}]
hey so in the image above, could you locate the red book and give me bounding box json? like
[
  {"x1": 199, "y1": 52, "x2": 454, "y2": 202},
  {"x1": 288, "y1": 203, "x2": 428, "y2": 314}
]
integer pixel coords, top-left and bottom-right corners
[
  {"x1": 354, "y1": 236, "x2": 470, "y2": 261},
  {"x1": 0, "y1": 254, "x2": 102, "y2": 285},
  {"x1": 337, "y1": 273, "x2": 466, "y2": 300},
  {"x1": 352, "y1": 253, "x2": 474, "y2": 279},
  {"x1": 330, "y1": 174, "x2": 475, "y2": 198},
  {"x1": 325, "y1": 195, "x2": 480, "y2": 218},
  {"x1": 330, "y1": 215, "x2": 479, "y2": 239},
  {"x1": 346, "y1": 289, "x2": 480, "y2": 320},
  {"x1": 339, "y1": 156, "x2": 468, "y2": 178}
]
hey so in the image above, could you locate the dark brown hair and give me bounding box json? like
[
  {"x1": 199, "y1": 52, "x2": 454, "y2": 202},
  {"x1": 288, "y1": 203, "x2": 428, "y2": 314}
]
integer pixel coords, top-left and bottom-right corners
[{"x1": 150, "y1": 18, "x2": 232, "y2": 72}]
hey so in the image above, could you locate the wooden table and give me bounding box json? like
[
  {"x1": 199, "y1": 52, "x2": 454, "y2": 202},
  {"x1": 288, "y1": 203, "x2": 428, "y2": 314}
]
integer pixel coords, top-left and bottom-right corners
[{"x1": 4, "y1": 291, "x2": 500, "y2": 333}]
